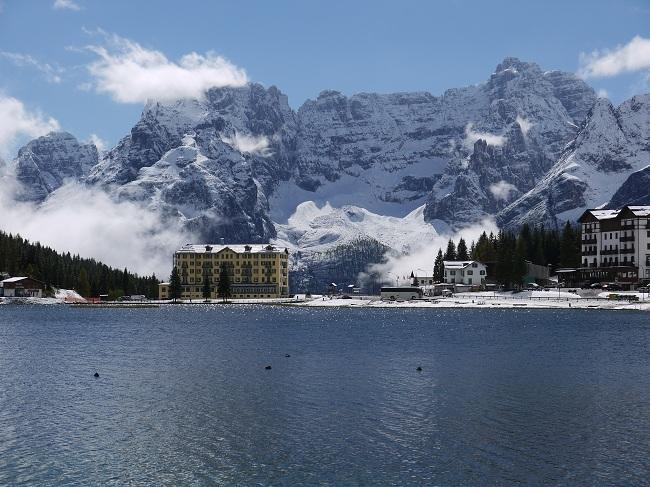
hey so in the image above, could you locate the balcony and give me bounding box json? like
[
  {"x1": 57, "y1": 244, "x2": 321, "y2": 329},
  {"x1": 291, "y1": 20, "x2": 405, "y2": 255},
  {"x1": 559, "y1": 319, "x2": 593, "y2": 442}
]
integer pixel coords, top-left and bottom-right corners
[
  {"x1": 601, "y1": 249, "x2": 619, "y2": 255},
  {"x1": 621, "y1": 223, "x2": 635, "y2": 230},
  {"x1": 582, "y1": 250, "x2": 597, "y2": 256},
  {"x1": 620, "y1": 235, "x2": 635, "y2": 242},
  {"x1": 620, "y1": 247, "x2": 635, "y2": 254},
  {"x1": 582, "y1": 237, "x2": 597, "y2": 244}
]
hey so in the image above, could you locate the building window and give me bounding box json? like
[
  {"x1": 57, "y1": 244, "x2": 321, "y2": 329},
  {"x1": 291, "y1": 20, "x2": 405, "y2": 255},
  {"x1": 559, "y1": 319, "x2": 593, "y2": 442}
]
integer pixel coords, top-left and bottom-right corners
[{"x1": 480, "y1": 270, "x2": 485, "y2": 275}]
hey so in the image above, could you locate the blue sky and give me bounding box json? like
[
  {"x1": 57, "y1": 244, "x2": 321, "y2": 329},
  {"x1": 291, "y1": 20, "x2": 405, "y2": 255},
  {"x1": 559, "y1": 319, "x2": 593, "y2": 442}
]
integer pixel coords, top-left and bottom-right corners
[{"x1": 1, "y1": 0, "x2": 650, "y2": 154}]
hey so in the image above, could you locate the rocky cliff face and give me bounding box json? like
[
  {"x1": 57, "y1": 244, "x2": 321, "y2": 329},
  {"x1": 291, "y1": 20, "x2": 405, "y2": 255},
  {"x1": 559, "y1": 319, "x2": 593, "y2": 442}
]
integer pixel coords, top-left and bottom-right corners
[
  {"x1": 422, "y1": 58, "x2": 596, "y2": 227},
  {"x1": 12, "y1": 132, "x2": 98, "y2": 202},
  {"x1": 87, "y1": 83, "x2": 298, "y2": 242},
  {"x1": 608, "y1": 166, "x2": 650, "y2": 208},
  {"x1": 498, "y1": 94, "x2": 650, "y2": 228}
]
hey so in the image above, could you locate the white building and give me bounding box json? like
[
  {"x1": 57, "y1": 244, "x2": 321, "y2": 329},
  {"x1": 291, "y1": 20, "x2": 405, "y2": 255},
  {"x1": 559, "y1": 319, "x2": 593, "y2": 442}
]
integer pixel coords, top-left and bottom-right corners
[
  {"x1": 578, "y1": 206, "x2": 650, "y2": 282},
  {"x1": 443, "y1": 261, "x2": 487, "y2": 286}
]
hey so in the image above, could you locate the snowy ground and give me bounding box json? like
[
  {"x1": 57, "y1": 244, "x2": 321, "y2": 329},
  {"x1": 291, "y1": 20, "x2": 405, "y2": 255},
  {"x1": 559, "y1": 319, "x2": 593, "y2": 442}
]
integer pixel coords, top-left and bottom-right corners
[
  {"x1": 297, "y1": 292, "x2": 650, "y2": 311},
  {"x1": 0, "y1": 289, "x2": 86, "y2": 305}
]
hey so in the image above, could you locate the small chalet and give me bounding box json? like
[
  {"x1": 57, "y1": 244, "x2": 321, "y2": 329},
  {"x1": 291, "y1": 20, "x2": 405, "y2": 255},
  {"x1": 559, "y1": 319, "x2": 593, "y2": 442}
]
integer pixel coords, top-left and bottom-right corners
[{"x1": 0, "y1": 277, "x2": 45, "y2": 298}]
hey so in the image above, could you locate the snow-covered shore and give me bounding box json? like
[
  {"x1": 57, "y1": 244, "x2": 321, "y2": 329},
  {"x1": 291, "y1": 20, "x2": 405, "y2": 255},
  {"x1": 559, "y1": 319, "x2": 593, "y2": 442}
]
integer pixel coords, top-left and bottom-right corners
[
  {"x1": 297, "y1": 292, "x2": 650, "y2": 311},
  {"x1": 0, "y1": 289, "x2": 85, "y2": 306}
]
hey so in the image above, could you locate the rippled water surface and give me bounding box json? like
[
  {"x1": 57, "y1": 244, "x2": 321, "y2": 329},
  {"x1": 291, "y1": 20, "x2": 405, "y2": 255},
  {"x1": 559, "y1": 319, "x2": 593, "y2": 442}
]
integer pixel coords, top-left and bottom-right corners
[{"x1": 1, "y1": 305, "x2": 649, "y2": 485}]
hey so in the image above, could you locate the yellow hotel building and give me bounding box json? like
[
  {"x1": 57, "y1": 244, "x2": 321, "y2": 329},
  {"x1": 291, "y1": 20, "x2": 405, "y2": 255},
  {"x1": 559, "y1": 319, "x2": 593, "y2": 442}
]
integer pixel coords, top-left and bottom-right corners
[{"x1": 158, "y1": 244, "x2": 290, "y2": 300}]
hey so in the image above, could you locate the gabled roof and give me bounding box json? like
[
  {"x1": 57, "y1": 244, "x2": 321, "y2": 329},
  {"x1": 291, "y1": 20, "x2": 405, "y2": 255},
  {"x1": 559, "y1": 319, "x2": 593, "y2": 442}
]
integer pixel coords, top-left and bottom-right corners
[
  {"x1": 177, "y1": 244, "x2": 285, "y2": 254},
  {"x1": 578, "y1": 209, "x2": 620, "y2": 223},
  {"x1": 625, "y1": 205, "x2": 650, "y2": 217},
  {"x1": 0, "y1": 276, "x2": 44, "y2": 285},
  {"x1": 1, "y1": 276, "x2": 29, "y2": 283},
  {"x1": 443, "y1": 260, "x2": 483, "y2": 270},
  {"x1": 579, "y1": 205, "x2": 650, "y2": 223}
]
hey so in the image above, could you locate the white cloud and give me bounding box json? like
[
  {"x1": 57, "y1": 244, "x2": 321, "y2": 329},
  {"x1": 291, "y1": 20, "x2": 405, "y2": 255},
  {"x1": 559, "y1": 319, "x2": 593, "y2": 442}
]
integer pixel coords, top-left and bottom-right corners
[
  {"x1": 87, "y1": 133, "x2": 107, "y2": 152},
  {"x1": 597, "y1": 89, "x2": 609, "y2": 99},
  {"x1": 515, "y1": 115, "x2": 532, "y2": 136},
  {"x1": 0, "y1": 51, "x2": 63, "y2": 83},
  {"x1": 85, "y1": 32, "x2": 248, "y2": 103},
  {"x1": 0, "y1": 95, "x2": 60, "y2": 157},
  {"x1": 53, "y1": 0, "x2": 80, "y2": 10},
  {"x1": 579, "y1": 35, "x2": 650, "y2": 78},
  {"x1": 366, "y1": 218, "x2": 498, "y2": 282},
  {"x1": 0, "y1": 178, "x2": 193, "y2": 278},
  {"x1": 489, "y1": 180, "x2": 518, "y2": 201},
  {"x1": 463, "y1": 123, "x2": 507, "y2": 150},
  {"x1": 221, "y1": 132, "x2": 272, "y2": 157}
]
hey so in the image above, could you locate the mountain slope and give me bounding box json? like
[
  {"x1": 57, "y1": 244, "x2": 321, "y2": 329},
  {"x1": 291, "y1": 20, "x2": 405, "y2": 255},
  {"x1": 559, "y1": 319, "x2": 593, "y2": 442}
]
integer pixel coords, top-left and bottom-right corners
[
  {"x1": 498, "y1": 94, "x2": 650, "y2": 227},
  {"x1": 87, "y1": 83, "x2": 298, "y2": 242},
  {"x1": 12, "y1": 132, "x2": 98, "y2": 202}
]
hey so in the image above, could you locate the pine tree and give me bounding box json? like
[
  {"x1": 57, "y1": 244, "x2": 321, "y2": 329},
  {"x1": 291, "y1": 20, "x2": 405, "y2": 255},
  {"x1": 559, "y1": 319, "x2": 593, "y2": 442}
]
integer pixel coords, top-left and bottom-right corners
[
  {"x1": 513, "y1": 236, "x2": 528, "y2": 289},
  {"x1": 217, "y1": 264, "x2": 231, "y2": 302},
  {"x1": 433, "y1": 249, "x2": 444, "y2": 282},
  {"x1": 444, "y1": 239, "x2": 457, "y2": 261},
  {"x1": 457, "y1": 238, "x2": 469, "y2": 260},
  {"x1": 169, "y1": 266, "x2": 182, "y2": 302},
  {"x1": 559, "y1": 221, "x2": 580, "y2": 267},
  {"x1": 202, "y1": 267, "x2": 212, "y2": 301},
  {"x1": 77, "y1": 268, "x2": 91, "y2": 297}
]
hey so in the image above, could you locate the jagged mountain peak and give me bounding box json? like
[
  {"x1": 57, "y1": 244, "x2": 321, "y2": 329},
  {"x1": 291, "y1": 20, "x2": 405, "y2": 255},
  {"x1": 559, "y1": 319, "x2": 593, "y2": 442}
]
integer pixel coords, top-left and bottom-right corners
[
  {"x1": 494, "y1": 57, "x2": 541, "y2": 74},
  {"x1": 498, "y1": 93, "x2": 650, "y2": 228},
  {"x1": 12, "y1": 131, "x2": 98, "y2": 203}
]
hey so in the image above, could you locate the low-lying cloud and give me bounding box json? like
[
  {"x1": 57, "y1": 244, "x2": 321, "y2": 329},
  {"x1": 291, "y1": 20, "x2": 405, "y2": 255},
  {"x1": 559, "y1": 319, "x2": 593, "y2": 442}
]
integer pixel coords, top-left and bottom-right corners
[
  {"x1": 221, "y1": 132, "x2": 272, "y2": 157},
  {"x1": 464, "y1": 122, "x2": 507, "y2": 150},
  {"x1": 365, "y1": 218, "x2": 499, "y2": 284},
  {"x1": 85, "y1": 32, "x2": 248, "y2": 103},
  {"x1": 87, "y1": 133, "x2": 107, "y2": 152},
  {"x1": 579, "y1": 35, "x2": 650, "y2": 78},
  {"x1": 0, "y1": 95, "x2": 60, "y2": 157},
  {"x1": 515, "y1": 115, "x2": 532, "y2": 136},
  {"x1": 0, "y1": 176, "x2": 193, "y2": 279},
  {"x1": 489, "y1": 180, "x2": 518, "y2": 201}
]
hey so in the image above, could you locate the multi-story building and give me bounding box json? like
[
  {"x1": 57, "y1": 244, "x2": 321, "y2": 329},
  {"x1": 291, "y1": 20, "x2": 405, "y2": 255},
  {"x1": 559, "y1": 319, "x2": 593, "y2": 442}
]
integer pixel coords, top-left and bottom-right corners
[
  {"x1": 159, "y1": 244, "x2": 290, "y2": 300},
  {"x1": 443, "y1": 261, "x2": 487, "y2": 286},
  {"x1": 578, "y1": 205, "x2": 650, "y2": 283}
]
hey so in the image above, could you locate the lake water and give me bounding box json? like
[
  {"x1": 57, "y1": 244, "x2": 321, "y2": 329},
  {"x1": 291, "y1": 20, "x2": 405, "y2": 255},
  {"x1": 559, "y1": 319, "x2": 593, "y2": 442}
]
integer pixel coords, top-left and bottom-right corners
[{"x1": 1, "y1": 305, "x2": 649, "y2": 485}]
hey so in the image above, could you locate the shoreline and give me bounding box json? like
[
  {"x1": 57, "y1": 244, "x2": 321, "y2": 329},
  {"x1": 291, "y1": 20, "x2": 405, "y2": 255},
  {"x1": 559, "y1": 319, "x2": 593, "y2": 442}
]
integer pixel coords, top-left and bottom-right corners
[{"x1": 2, "y1": 294, "x2": 649, "y2": 311}]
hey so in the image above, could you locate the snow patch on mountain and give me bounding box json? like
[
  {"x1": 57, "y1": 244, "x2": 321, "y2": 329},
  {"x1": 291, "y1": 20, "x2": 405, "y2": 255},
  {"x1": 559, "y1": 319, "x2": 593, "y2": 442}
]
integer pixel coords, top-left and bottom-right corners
[{"x1": 273, "y1": 201, "x2": 439, "y2": 254}]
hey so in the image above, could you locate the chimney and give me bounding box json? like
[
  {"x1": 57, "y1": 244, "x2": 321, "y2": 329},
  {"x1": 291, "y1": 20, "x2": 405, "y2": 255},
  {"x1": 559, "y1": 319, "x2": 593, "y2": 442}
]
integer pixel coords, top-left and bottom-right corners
[{"x1": 220, "y1": 238, "x2": 225, "y2": 245}]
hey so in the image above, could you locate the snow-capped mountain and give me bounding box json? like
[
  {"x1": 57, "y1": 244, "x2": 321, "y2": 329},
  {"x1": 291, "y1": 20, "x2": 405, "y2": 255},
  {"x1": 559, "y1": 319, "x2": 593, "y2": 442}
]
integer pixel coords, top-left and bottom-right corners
[
  {"x1": 422, "y1": 58, "x2": 596, "y2": 227},
  {"x1": 498, "y1": 94, "x2": 650, "y2": 228},
  {"x1": 12, "y1": 132, "x2": 98, "y2": 202},
  {"x1": 86, "y1": 84, "x2": 297, "y2": 242},
  {"x1": 8, "y1": 57, "x2": 650, "y2": 260}
]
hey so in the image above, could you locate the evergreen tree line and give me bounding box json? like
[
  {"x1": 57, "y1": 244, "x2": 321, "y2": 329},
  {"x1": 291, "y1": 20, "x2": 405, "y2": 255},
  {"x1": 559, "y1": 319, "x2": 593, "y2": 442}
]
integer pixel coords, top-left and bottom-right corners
[
  {"x1": 432, "y1": 222, "x2": 581, "y2": 289},
  {"x1": 0, "y1": 231, "x2": 159, "y2": 298}
]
